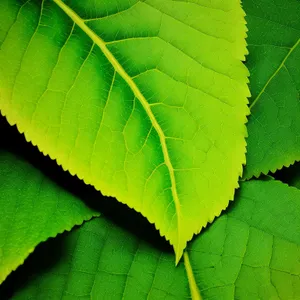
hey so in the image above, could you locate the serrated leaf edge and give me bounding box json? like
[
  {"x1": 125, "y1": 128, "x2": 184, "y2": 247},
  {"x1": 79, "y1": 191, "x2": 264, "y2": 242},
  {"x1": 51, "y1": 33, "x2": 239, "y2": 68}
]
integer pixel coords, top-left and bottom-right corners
[
  {"x1": 0, "y1": 0, "x2": 251, "y2": 263},
  {"x1": 244, "y1": 38, "x2": 300, "y2": 181},
  {"x1": 0, "y1": 212, "x2": 99, "y2": 285}
]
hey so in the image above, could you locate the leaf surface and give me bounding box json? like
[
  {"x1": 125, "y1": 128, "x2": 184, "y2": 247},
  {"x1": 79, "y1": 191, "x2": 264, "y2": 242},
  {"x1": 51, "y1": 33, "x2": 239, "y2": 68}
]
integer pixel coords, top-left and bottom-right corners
[
  {"x1": 0, "y1": 0, "x2": 250, "y2": 259},
  {"x1": 243, "y1": 0, "x2": 300, "y2": 179},
  {"x1": 2, "y1": 214, "x2": 190, "y2": 300},
  {"x1": 3, "y1": 179, "x2": 300, "y2": 300},
  {"x1": 0, "y1": 119, "x2": 99, "y2": 284},
  {"x1": 188, "y1": 179, "x2": 300, "y2": 300}
]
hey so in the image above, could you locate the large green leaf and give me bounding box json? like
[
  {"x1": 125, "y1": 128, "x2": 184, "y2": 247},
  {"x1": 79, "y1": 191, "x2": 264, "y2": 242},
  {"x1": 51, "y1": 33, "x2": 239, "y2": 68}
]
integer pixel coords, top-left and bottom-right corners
[
  {"x1": 243, "y1": 0, "x2": 300, "y2": 179},
  {"x1": 2, "y1": 179, "x2": 300, "y2": 300},
  {"x1": 0, "y1": 0, "x2": 250, "y2": 260},
  {"x1": 0, "y1": 118, "x2": 99, "y2": 284}
]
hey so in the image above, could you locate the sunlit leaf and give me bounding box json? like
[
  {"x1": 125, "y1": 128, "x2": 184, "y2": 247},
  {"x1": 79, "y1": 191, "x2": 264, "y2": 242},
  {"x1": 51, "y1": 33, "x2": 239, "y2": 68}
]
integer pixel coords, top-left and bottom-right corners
[{"x1": 0, "y1": 0, "x2": 249, "y2": 260}]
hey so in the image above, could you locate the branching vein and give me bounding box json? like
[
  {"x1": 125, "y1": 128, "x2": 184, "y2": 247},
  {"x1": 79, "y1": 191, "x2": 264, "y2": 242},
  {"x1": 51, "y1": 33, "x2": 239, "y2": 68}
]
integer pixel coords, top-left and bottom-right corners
[{"x1": 52, "y1": 0, "x2": 182, "y2": 261}]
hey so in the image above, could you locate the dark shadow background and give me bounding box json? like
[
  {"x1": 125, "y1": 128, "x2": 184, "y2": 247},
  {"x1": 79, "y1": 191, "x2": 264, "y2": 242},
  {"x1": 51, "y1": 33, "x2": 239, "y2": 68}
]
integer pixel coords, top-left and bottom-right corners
[{"x1": 272, "y1": 162, "x2": 300, "y2": 187}]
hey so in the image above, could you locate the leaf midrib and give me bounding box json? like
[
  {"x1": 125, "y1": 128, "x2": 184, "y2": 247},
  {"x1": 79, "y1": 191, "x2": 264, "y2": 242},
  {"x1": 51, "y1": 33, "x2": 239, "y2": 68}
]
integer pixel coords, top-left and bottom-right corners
[
  {"x1": 52, "y1": 0, "x2": 182, "y2": 259},
  {"x1": 250, "y1": 38, "x2": 300, "y2": 110}
]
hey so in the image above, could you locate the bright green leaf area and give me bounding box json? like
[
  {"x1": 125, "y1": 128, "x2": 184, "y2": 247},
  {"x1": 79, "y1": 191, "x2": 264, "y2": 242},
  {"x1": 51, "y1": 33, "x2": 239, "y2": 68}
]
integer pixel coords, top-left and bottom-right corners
[
  {"x1": 0, "y1": 0, "x2": 250, "y2": 260},
  {"x1": 243, "y1": 0, "x2": 300, "y2": 179},
  {"x1": 2, "y1": 179, "x2": 299, "y2": 300},
  {"x1": 0, "y1": 122, "x2": 99, "y2": 285}
]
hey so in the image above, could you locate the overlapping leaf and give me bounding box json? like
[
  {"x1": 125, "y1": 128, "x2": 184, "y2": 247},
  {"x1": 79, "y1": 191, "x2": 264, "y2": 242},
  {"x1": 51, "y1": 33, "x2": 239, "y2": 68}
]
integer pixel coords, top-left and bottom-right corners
[
  {"x1": 2, "y1": 179, "x2": 300, "y2": 300},
  {"x1": 243, "y1": 0, "x2": 300, "y2": 179},
  {"x1": 188, "y1": 179, "x2": 300, "y2": 300},
  {"x1": 0, "y1": 0, "x2": 250, "y2": 260},
  {"x1": 0, "y1": 119, "x2": 98, "y2": 284},
  {"x1": 2, "y1": 218, "x2": 189, "y2": 300}
]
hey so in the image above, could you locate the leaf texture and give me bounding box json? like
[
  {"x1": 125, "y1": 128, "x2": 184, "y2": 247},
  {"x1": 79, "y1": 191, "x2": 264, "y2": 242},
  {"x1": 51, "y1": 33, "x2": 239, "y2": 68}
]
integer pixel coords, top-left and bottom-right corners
[
  {"x1": 188, "y1": 179, "x2": 300, "y2": 300},
  {"x1": 0, "y1": 0, "x2": 250, "y2": 260},
  {"x1": 2, "y1": 216, "x2": 190, "y2": 300},
  {"x1": 0, "y1": 119, "x2": 98, "y2": 284},
  {"x1": 243, "y1": 0, "x2": 300, "y2": 179},
  {"x1": 2, "y1": 179, "x2": 300, "y2": 300}
]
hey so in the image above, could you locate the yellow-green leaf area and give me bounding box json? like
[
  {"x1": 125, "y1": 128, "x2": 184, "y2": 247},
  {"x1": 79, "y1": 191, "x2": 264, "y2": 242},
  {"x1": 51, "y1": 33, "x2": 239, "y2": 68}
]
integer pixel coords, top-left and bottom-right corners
[{"x1": 0, "y1": 0, "x2": 250, "y2": 261}]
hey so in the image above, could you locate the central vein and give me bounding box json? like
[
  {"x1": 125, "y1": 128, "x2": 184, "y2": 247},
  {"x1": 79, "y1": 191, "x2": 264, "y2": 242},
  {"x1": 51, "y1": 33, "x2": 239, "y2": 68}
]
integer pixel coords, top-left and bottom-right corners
[
  {"x1": 53, "y1": 0, "x2": 182, "y2": 260},
  {"x1": 250, "y1": 38, "x2": 300, "y2": 110}
]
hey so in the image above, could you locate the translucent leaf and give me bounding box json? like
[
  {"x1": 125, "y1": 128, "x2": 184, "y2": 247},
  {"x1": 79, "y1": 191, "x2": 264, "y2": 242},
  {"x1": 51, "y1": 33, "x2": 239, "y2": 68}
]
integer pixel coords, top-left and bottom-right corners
[{"x1": 0, "y1": 0, "x2": 249, "y2": 260}]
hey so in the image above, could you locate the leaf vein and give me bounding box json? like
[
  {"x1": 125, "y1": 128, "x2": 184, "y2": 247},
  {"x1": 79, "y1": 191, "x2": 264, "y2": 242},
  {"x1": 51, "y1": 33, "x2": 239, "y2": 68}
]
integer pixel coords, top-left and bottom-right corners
[
  {"x1": 10, "y1": 0, "x2": 45, "y2": 108},
  {"x1": 52, "y1": 0, "x2": 182, "y2": 259},
  {"x1": 83, "y1": 1, "x2": 141, "y2": 22},
  {"x1": 250, "y1": 39, "x2": 300, "y2": 110}
]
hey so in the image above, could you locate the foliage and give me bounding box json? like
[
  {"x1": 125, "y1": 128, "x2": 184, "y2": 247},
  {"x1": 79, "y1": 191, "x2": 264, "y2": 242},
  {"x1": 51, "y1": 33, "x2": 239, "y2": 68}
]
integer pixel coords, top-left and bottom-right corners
[
  {"x1": 0, "y1": 0, "x2": 299, "y2": 299},
  {"x1": 0, "y1": 0, "x2": 249, "y2": 261}
]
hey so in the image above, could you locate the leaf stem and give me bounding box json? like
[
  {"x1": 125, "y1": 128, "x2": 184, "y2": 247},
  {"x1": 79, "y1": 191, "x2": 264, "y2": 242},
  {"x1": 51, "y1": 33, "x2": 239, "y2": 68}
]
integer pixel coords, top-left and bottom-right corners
[{"x1": 184, "y1": 251, "x2": 202, "y2": 300}]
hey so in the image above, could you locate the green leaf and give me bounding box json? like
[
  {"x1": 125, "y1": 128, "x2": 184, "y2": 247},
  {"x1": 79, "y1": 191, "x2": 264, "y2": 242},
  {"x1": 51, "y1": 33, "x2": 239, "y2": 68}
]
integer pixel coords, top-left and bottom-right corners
[
  {"x1": 0, "y1": 119, "x2": 99, "y2": 284},
  {"x1": 1, "y1": 212, "x2": 190, "y2": 300},
  {"x1": 0, "y1": 0, "x2": 250, "y2": 260},
  {"x1": 243, "y1": 0, "x2": 300, "y2": 179},
  {"x1": 188, "y1": 179, "x2": 300, "y2": 300},
  {"x1": 2, "y1": 179, "x2": 300, "y2": 300}
]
